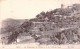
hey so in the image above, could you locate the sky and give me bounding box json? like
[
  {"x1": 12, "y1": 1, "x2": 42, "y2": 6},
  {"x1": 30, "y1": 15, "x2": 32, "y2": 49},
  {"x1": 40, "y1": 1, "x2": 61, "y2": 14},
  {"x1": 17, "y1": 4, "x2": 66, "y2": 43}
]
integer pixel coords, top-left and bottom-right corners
[{"x1": 0, "y1": 0, "x2": 80, "y2": 21}]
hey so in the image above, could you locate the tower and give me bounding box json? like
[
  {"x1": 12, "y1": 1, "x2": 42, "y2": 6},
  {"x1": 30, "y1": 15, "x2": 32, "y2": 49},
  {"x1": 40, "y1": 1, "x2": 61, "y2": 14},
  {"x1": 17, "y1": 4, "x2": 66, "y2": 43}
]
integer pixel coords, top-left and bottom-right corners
[{"x1": 61, "y1": 4, "x2": 64, "y2": 8}]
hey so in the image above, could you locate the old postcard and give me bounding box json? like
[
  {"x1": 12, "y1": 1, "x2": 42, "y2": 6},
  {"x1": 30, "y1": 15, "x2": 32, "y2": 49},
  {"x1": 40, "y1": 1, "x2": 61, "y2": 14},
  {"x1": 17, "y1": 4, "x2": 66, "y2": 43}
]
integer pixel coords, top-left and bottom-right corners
[{"x1": 0, "y1": 0, "x2": 80, "y2": 49}]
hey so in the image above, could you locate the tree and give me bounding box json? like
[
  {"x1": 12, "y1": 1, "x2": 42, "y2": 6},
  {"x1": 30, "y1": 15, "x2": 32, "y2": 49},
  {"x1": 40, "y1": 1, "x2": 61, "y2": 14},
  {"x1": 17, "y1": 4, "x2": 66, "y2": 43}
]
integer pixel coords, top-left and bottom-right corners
[
  {"x1": 20, "y1": 21, "x2": 32, "y2": 32},
  {"x1": 36, "y1": 11, "x2": 46, "y2": 19}
]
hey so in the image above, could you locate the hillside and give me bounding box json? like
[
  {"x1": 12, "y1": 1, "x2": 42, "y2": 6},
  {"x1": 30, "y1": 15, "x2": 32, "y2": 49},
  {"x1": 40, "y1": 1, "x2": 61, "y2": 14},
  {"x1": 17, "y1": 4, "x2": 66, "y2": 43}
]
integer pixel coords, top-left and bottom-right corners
[{"x1": 1, "y1": 4, "x2": 80, "y2": 45}]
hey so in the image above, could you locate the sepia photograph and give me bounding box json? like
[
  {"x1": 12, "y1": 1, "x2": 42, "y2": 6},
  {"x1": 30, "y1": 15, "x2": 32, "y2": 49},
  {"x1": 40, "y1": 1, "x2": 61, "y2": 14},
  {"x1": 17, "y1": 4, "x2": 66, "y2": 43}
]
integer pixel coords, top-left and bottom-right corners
[{"x1": 0, "y1": 0, "x2": 80, "y2": 49}]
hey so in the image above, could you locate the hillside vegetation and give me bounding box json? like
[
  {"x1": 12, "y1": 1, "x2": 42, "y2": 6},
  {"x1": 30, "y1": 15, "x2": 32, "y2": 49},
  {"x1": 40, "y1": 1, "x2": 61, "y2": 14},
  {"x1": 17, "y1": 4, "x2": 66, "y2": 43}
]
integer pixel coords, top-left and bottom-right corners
[{"x1": 1, "y1": 4, "x2": 80, "y2": 45}]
